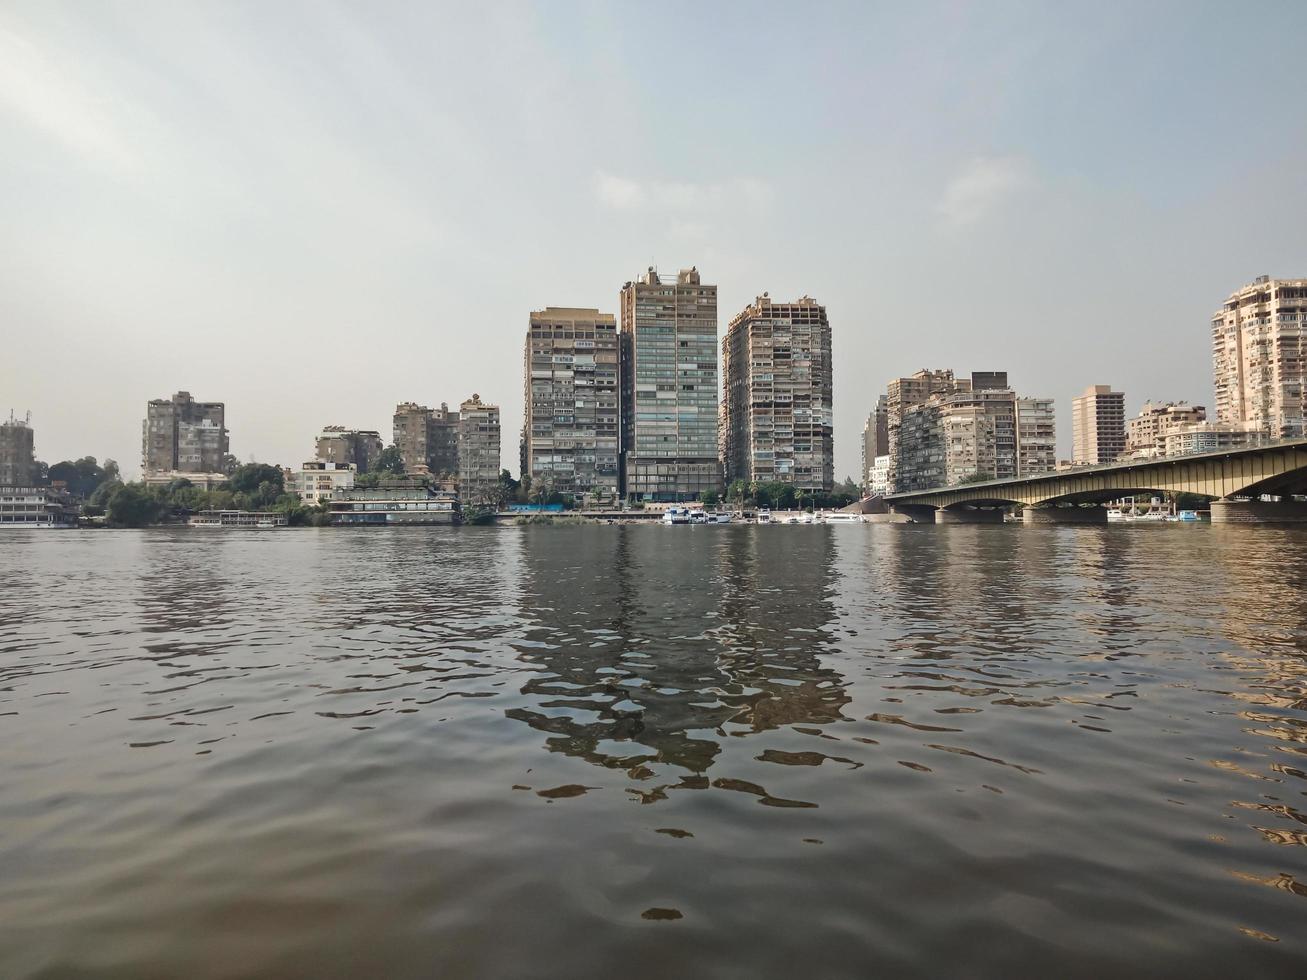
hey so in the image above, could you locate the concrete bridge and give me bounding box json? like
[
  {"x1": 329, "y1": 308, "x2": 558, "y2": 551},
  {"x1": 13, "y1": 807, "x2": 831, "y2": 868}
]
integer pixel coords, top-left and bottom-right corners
[{"x1": 883, "y1": 439, "x2": 1307, "y2": 524}]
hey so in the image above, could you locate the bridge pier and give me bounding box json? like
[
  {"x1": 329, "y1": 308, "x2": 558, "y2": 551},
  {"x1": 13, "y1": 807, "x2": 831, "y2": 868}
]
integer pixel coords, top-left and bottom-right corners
[
  {"x1": 936, "y1": 507, "x2": 1006, "y2": 524},
  {"x1": 1210, "y1": 498, "x2": 1307, "y2": 524},
  {"x1": 1022, "y1": 505, "x2": 1107, "y2": 525},
  {"x1": 889, "y1": 504, "x2": 938, "y2": 524}
]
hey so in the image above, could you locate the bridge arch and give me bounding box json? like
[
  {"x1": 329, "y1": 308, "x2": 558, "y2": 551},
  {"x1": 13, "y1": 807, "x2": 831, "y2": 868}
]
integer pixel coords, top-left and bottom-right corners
[{"x1": 884, "y1": 440, "x2": 1307, "y2": 522}]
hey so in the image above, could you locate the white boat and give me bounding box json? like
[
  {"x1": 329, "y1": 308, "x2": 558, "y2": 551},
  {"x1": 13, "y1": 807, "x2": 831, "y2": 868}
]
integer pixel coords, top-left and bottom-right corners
[
  {"x1": 823, "y1": 512, "x2": 863, "y2": 523},
  {"x1": 756, "y1": 509, "x2": 772, "y2": 525},
  {"x1": 1107, "y1": 508, "x2": 1175, "y2": 524},
  {"x1": 662, "y1": 507, "x2": 691, "y2": 525},
  {"x1": 688, "y1": 508, "x2": 709, "y2": 524},
  {"x1": 710, "y1": 512, "x2": 732, "y2": 524}
]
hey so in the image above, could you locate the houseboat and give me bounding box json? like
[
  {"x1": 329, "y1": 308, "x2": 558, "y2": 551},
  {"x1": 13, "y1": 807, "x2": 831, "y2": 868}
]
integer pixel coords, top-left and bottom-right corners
[
  {"x1": 188, "y1": 510, "x2": 288, "y2": 528},
  {"x1": 0, "y1": 486, "x2": 76, "y2": 528},
  {"x1": 329, "y1": 480, "x2": 460, "y2": 526}
]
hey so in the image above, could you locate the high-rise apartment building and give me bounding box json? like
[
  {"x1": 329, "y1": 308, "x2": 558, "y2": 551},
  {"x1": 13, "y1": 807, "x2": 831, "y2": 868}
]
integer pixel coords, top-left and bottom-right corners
[
  {"x1": 890, "y1": 372, "x2": 1055, "y2": 492},
  {"x1": 393, "y1": 402, "x2": 459, "y2": 477},
  {"x1": 1071, "y1": 385, "x2": 1126, "y2": 464},
  {"x1": 720, "y1": 294, "x2": 833, "y2": 493},
  {"x1": 1016, "y1": 397, "x2": 1057, "y2": 476},
  {"x1": 142, "y1": 391, "x2": 228, "y2": 475},
  {"x1": 1, "y1": 413, "x2": 36, "y2": 486},
  {"x1": 1124, "y1": 402, "x2": 1207, "y2": 458},
  {"x1": 1212, "y1": 275, "x2": 1307, "y2": 439},
  {"x1": 861, "y1": 396, "x2": 888, "y2": 491},
  {"x1": 620, "y1": 267, "x2": 719, "y2": 501},
  {"x1": 315, "y1": 427, "x2": 384, "y2": 473},
  {"x1": 886, "y1": 369, "x2": 957, "y2": 491},
  {"x1": 458, "y1": 394, "x2": 501, "y2": 506},
  {"x1": 523, "y1": 307, "x2": 620, "y2": 503}
]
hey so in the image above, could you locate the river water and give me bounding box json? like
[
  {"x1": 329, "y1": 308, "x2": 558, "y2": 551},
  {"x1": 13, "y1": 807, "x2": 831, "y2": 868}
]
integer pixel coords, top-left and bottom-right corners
[{"x1": 1, "y1": 524, "x2": 1305, "y2": 977}]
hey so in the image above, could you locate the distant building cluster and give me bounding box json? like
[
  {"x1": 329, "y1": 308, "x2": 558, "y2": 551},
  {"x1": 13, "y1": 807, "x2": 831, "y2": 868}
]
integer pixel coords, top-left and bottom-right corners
[
  {"x1": 520, "y1": 267, "x2": 837, "y2": 504},
  {"x1": 853, "y1": 273, "x2": 1305, "y2": 497},
  {"x1": 878, "y1": 370, "x2": 1055, "y2": 494},
  {"x1": 8, "y1": 271, "x2": 1306, "y2": 518}
]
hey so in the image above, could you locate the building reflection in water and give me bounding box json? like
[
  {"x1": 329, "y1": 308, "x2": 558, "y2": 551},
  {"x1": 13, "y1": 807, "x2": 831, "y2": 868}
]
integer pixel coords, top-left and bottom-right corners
[{"x1": 507, "y1": 525, "x2": 849, "y2": 777}]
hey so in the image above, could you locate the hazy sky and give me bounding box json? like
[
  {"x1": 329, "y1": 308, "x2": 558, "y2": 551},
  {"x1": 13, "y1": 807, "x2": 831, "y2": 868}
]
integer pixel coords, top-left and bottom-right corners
[{"x1": 3, "y1": 1, "x2": 1306, "y2": 479}]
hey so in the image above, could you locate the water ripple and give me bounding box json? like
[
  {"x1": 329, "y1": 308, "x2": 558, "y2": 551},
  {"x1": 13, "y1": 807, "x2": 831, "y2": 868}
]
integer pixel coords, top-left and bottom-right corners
[{"x1": 1, "y1": 524, "x2": 1305, "y2": 977}]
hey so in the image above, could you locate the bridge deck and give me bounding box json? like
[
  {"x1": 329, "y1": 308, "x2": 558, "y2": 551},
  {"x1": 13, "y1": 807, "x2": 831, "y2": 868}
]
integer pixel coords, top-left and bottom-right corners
[{"x1": 885, "y1": 438, "x2": 1307, "y2": 508}]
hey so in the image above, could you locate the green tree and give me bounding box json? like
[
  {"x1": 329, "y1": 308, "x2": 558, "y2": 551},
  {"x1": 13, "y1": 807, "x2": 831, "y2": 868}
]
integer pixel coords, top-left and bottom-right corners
[
  {"x1": 374, "y1": 445, "x2": 405, "y2": 475},
  {"x1": 495, "y1": 469, "x2": 520, "y2": 509},
  {"x1": 49, "y1": 456, "x2": 112, "y2": 498},
  {"x1": 228, "y1": 463, "x2": 284, "y2": 496},
  {"x1": 88, "y1": 478, "x2": 121, "y2": 508},
  {"x1": 107, "y1": 484, "x2": 161, "y2": 527},
  {"x1": 701, "y1": 489, "x2": 720, "y2": 509}
]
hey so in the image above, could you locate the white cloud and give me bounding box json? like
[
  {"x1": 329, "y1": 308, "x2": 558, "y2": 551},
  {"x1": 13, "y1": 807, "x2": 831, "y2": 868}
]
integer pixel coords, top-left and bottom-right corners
[
  {"x1": 936, "y1": 156, "x2": 1032, "y2": 228},
  {"x1": 594, "y1": 171, "x2": 774, "y2": 214},
  {"x1": 0, "y1": 25, "x2": 141, "y2": 175},
  {"x1": 595, "y1": 172, "x2": 645, "y2": 209}
]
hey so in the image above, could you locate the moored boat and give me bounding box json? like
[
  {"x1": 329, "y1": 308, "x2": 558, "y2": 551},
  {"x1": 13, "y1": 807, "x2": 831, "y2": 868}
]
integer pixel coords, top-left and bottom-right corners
[{"x1": 189, "y1": 510, "x2": 288, "y2": 528}]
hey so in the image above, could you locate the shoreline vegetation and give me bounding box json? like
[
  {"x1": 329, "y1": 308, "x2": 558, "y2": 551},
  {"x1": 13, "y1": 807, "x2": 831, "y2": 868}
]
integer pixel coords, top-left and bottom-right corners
[{"x1": 32, "y1": 449, "x2": 867, "y2": 529}]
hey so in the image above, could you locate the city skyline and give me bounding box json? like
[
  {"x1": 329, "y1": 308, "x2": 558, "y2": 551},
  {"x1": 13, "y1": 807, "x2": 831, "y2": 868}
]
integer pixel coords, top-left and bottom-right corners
[{"x1": 3, "y1": 2, "x2": 1306, "y2": 478}]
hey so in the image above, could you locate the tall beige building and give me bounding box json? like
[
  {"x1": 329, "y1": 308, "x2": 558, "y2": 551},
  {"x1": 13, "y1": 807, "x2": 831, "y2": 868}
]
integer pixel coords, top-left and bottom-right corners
[
  {"x1": 393, "y1": 402, "x2": 459, "y2": 477},
  {"x1": 523, "y1": 307, "x2": 620, "y2": 503},
  {"x1": 1212, "y1": 275, "x2": 1307, "y2": 439},
  {"x1": 620, "y1": 267, "x2": 719, "y2": 501},
  {"x1": 1, "y1": 413, "x2": 36, "y2": 486},
  {"x1": 1016, "y1": 397, "x2": 1057, "y2": 476},
  {"x1": 720, "y1": 294, "x2": 833, "y2": 492},
  {"x1": 458, "y1": 394, "x2": 501, "y2": 506},
  {"x1": 142, "y1": 391, "x2": 228, "y2": 475},
  {"x1": 1071, "y1": 385, "x2": 1125, "y2": 464}
]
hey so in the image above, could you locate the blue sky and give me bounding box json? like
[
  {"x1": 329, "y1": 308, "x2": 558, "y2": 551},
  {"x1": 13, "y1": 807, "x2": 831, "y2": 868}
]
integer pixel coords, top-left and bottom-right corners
[{"x1": 2, "y1": 0, "x2": 1305, "y2": 477}]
